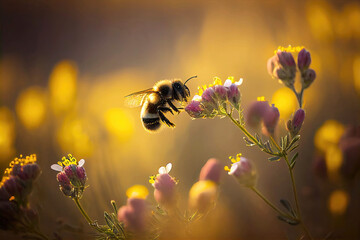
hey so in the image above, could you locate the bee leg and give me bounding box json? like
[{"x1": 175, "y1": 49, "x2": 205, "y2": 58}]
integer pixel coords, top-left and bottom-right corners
[
  {"x1": 158, "y1": 110, "x2": 175, "y2": 128},
  {"x1": 167, "y1": 100, "x2": 180, "y2": 113},
  {"x1": 158, "y1": 107, "x2": 174, "y2": 115}
]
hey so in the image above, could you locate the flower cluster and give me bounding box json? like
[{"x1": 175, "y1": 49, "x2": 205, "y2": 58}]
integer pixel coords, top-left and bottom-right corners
[
  {"x1": 185, "y1": 77, "x2": 242, "y2": 119},
  {"x1": 51, "y1": 154, "x2": 87, "y2": 199},
  {"x1": 0, "y1": 154, "x2": 41, "y2": 231},
  {"x1": 267, "y1": 46, "x2": 316, "y2": 107},
  {"x1": 224, "y1": 153, "x2": 257, "y2": 187}
]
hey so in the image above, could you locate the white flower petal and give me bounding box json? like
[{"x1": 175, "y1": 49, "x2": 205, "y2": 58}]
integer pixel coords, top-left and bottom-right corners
[
  {"x1": 192, "y1": 95, "x2": 202, "y2": 101},
  {"x1": 235, "y1": 78, "x2": 243, "y2": 86},
  {"x1": 78, "y1": 159, "x2": 85, "y2": 167},
  {"x1": 51, "y1": 164, "x2": 63, "y2": 172},
  {"x1": 159, "y1": 166, "x2": 166, "y2": 174},
  {"x1": 165, "y1": 163, "x2": 172, "y2": 173},
  {"x1": 223, "y1": 79, "x2": 232, "y2": 87}
]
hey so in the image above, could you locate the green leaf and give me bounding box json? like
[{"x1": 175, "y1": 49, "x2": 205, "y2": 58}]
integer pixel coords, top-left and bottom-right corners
[
  {"x1": 104, "y1": 212, "x2": 114, "y2": 229},
  {"x1": 283, "y1": 135, "x2": 288, "y2": 149},
  {"x1": 287, "y1": 135, "x2": 300, "y2": 151},
  {"x1": 290, "y1": 153, "x2": 299, "y2": 169},
  {"x1": 243, "y1": 137, "x2": 256, "y2": 146},
  {"x1": 277, "y1": 215, "x2": 300, "y2": 225},
  {"x1": 110, "y1": 200, "x2": 118, "y2": 214},
  {"x1": 279, "y1": 199, "x2": 296, "y2": 217},
  {"x1": 268, "y1": 156, "x2": 281, "y2": 161},
  {"x1": 255, "y1": 133, "x2": 261, "y2": 143},
  {"x1": 288, "y1": 144, "x2": 299, "y2": 152}
]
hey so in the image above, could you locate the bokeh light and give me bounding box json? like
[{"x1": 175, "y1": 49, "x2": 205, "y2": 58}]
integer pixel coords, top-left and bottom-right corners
[
  {"x1": 0, "y1": 107, "x2": 15, "y2": 159},
  {"x1": 271, "y1": 87, "x2": 298, "y2": 120},
  {"x1": 126, "y1": 185, "x2": 149, "y2": 199},
  {"x1": 15, "y1": 87, "x2": 47, "y2": 130},
  {"x1": 328, "y1": 190, "x2": 349, "y2": 215},
  {"x1": 314, "y1": 120, "x2": 345, "y2": 153},
  {"x1": 49, "y1": 61, "x2": 77, "y2": 114},
  {"x1": 104, "y1": 108, "x2": 134, "y2": 142}
]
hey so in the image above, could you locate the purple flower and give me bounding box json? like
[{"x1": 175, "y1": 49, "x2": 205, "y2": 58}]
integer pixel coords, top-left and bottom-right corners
[
  {"x1": 153, "y1": 173, "x2": 177, "y2": 208},
  {"x1": 227, "y1": 84, "x2": 241, "y2": 109},
  {"x1": 267, "y1": 51, "x2": 296, "y2": 87},
  {"x1": 199, "y1": 158, "x2": 222, "y2": 184},
  {"x1": 185, "y1": 100, "x2": 204, "y2": 119},
  {"x1": 18, "y1": 164, "x2": 41, "y2": 181},
  {"x1": 227, "y1": 157, "x2": 257, "y2": 187},
  {"x1": 246, "y1": 101, "x2": 271, "y2": 128},
  {"x1": 297, "y1": 48, "x2": 311, "y2": 72},
  {"x1": 301, "y1": 69, "x2": 316, "y2": 89},
  {"x1": 214, "y1": 85, "x2": 227, "y2": 101},
  {"x1": 263, "y1": 105, "x2": 280, "y2": 136},
  {"x1": 287, "y1": 109, "x2": 305, "y2": 136},
  {"x1": 118, "y1": 197, "x2": 147, "y2": 232},
  {"x1": 201, "y1": 87, "x2": 216, "y2": 104},
  {"x1": 277, "y1": 51, "x2": 296, "y2": 68}
]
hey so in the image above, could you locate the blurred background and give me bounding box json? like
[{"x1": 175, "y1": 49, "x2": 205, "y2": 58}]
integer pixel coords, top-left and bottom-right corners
[{"x1": 1, "y1": 0, "x2": 360, "y2": 239}]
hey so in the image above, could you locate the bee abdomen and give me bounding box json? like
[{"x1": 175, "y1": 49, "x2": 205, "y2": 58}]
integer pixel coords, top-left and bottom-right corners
[{"x1": 142, "y1": 117, "x2": 161, "y2": 132}]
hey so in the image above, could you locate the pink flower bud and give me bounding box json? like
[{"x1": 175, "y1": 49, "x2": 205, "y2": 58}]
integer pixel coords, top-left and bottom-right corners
[
  {"x1": 3, "y1": 176, "x2": 24, "y2": 198},
  {"x1": 56, "y1": 171, "x2": 71, "y2": 187},
  {"x1": 118, "y1": 198, "x2": 147, "y2": 232},
  {"x1": 297, "y1": 48, "x2": 311, "y2": 72},
  {"x1": 64, "y1": 165, "x2": 82, "y2": 187},
  {"x1": 199, "y1": 158, "x2": 222, "y2": 184},
  {"x1": 153, "y1": 173, "x2": 176, "y2": 207},
  {"x1": 185, "y1": 100, "x2": 204, "y2": 119},
  {"x1": 277, "y1": 51, "x2": 296, "y2": 68},
  {"x1": 214, "y1": 85, "x2": 227, "y2": 101},
  {"x1": 263, "y1": 105, "x2": 280, "y2": 135},
  {"x1": 246, "y1": 101, "x2": 271, "y2": 128},
  {"x1": 76, "y1": 166, "x2": 86, "y2": 186},
  {"x1": 301, "y1": 69, "x2": 316, "y2": 89},
  {"x1": 201, "y1": 87, "x2": 216, "y2": 103},
  {"x1": 227, "y1": 84, "x2": 241, "y2": 109},
  {"x1": 18, "y1": 164, "x2": 41, "y2": 181},
  {"x1": 290, "y1": 109, "x2": 305, "y2": 136},
  {"x1": 188, "y1": 180, "x2": 217, "y2": 213},
  {"x1": 228, "y1": 157, "x2": 257, "y2": 187},
  {"x1": 60, "y1": 184, "x2": 74, "y2": 197}
]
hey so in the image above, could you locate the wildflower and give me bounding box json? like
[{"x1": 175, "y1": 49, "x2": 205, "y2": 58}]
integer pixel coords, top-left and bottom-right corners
[
  {"x1": 246, "y1": 100, "x2": 280, "y2": 135},
  {"x1": 199, "y1": 158, "x2": 222, "y2": 184},
  {"x1": 301, "y1": 68, "x2": 316, "y2": 89},
  {"x1": 225, "y1": 154, "x2": 257, "y2": 187},
  {"x1": 185, "y1": 76, "x2": 243, "y2": 119},
  {"x1": 118, "y1": 185, "x2": 148, "y2": 233},
  {"x1": 150, "y1": 163, "x2": 177, "y2": 208},
  {"x1": 267, "y1": 51, "x2": 296, "y2": 88},
  {"x1": 297, "y1": 48, "x2": 311, "y2": 72},
  {"x1": 287, "y1": 109, "x2": 305, "y2": 136},
  {"x1": 51, "y1": 154, "x2": 86, "y2": 199},
  {"x1": 188, "y1": 180, "x2": 217, "y2": 214}
]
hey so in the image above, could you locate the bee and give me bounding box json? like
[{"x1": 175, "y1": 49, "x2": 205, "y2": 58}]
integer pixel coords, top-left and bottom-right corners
[{"x1": 125, "y1": 76, "x2": 197, "y2": 132}]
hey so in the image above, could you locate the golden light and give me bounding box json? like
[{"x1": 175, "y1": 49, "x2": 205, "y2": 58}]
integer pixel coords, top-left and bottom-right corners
[
  {"x1": 56, "y1": 116, "x2": 94, "y2": 157},
  {"x1": 306, "y1": 1, "x2": 334, "y2": 41},
  {"x1": 188, "y1": 180, "x2": 217, "y2": 211},
  {"x1": 271, "y1": 87, "x2": 298, "y2": 120},
  {"x1": 328, "y1": 190, "x2": 349, "y2": 215},
  {"x1": 15, "y1": 87, "x2": 47, "y2": 129},
  {"x1": 104, "y1": 108, "x2": 134, "y2": 142},
  {"x1": 314, "y1": 120, "x2": 345, "y2": 153},
  {"x1": 0, "y1": 107, "x2": 15, "y2": 159},
  {"x1": 126, "y1": 185, "x2": 149, "y2": 199},
  {"x1": 49, "y1": 61, "x2": 77, "y2": 114},
  {"x1": 325, "y1": 145, "x2": 343, "y2": 180},
  {"x1": 353, "y1": 55, "x2": 360, "y2": 96}
]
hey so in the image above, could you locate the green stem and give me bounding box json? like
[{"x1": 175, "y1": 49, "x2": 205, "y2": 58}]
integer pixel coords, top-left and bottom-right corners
[
  {"x1": 73, "y1": 197, "x2": 93, "y2": 225},
  {"x1": 226, "y1": 113, "x2": 261, "y2": 148},
  {"x1": 250, "y1": 187, "x2": 292, "y2": 219},
  {"x1": 283, "y1": 155, "x2": 313, "y2": 240}
]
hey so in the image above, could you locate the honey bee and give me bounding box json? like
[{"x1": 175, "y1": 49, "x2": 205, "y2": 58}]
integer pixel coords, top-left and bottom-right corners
[{"x1": 125, "y1": 76, "x2": 197, "y2": 132}]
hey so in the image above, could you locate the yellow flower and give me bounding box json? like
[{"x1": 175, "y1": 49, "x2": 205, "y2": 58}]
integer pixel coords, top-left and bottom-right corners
[{"x1": 274, "y1": 45, "x2": 305, "y2": 54}]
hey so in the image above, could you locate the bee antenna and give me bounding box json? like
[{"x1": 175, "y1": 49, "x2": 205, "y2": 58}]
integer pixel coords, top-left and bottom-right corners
[{"x1": 184, "y1": 75, "x2": 197, "y2": 85}]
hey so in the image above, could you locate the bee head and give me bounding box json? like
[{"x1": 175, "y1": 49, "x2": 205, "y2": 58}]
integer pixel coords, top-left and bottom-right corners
[{"x1": 172, "y1": 76, "x2": 197, "y2": 102}]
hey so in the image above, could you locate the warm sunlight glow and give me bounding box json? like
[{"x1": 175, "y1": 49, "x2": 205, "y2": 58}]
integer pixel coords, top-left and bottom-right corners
[
  {"x1": 104, "y1": 108, "x2": 134, "y2": 142},
  {"x1": 314, "y1": 120, "x2": 345, "y2": 153},
  {"x1": 0, "y1": 107, "x2": 15, "y2": 158},
  {"x1": 126, "y1": 185, "x2": 149, "y2": 199},
  {"x1": 271, "y1": 87, "x2": 297, "y2": 119},
  {"x1": 328, "y1": 190, "x2": 349, "y2": 215},
  {"x1": 15, "y1": 87, "x2": 46, "y2": 129}
]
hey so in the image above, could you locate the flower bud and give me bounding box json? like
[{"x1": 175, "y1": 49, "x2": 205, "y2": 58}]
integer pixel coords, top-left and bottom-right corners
[
  {"x1": 263, "y1": 105, "x2": 280, "y2": 135},
  {"x1": 227, "y1": 84, "x2": 241, "y2": 109},
  {"x1": 76, "y1": 166, "x2": 86, "y2": 186},
  {"x1": 18, "y1": 163, "x2": 41, "y2": 181},
  {"x1": 246, "y1": 101, "x2": 270, "y2": 128},
  {"x1": 214, "y1": 85, "x2": 227, "y2": 102},
  {"x1": 153, "y1": 173, "x2": 176, "y2": 208},
  {"x1": 11, "y1": 164, "x2": 21, "y2": 176},
  {"x1": 301, "y1": 69, "x2": 316, "y2": 89},
  {"x1": 118, "y1": 198, "x2": 147, "y2": 232},
  {"x1": 3, "y1": 176, "x2": 24, "y2": 199},
  {"x1": 185, "y1": 100, "x2": 204, "y2": 119},
  {"x1": 228, "y1": 157, "x2": 257, "y2": 187},
  {"x1": 201, "y1": 87, "x2": 216, "y2": 104},
  {"x1": 297, "y1": 48, "x2": 311, "y2": 72},
  {"x1": 199, "y1": 158, "x2": 222, "y2": 184},
  {"x1": 188, "y1": 180, "x2": 217, "y2": 214},
  {"x1": 64, "y1": 165, "x2": 82, "y2": 187},
  {"x1": 56, "y1": 171, "x2": 71, "y2": 187},
  {"x1": 288, "y1": 109, "x2": 305, "y2": 136},
  {"x1": 60, "y1": 184, "x2": 74, "y2": 197},
  {"x1": 277, "y1": 51, "x2": 296, "y2": 68}
]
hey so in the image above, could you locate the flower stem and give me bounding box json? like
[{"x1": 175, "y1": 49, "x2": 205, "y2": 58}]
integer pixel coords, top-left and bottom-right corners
[
  {"x1": 283, "y1": 154, "x2": 313, "y2": 240},
  {"x1": 226, "y1": 113, "x2": 261, "y2": 148},
  {"x1": 250, "y1": 187, "x2": 291, "y2": 219},
  {"x1": 73, "y1": 197, "x2": 93, "y2": 225}
]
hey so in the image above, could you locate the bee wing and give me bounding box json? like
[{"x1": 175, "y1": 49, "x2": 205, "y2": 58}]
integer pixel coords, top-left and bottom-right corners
[{"x1": 124, "y1": 88, "x2": 155, "y2": 108}]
